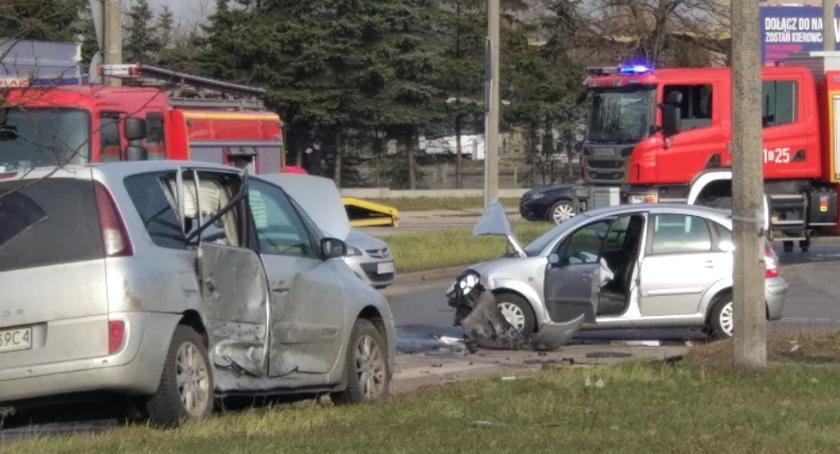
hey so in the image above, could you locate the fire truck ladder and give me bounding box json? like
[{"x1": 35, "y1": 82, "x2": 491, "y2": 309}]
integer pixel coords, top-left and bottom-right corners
[{"x1": 100, "y1": 63, "x2": 266, "y2": 110}]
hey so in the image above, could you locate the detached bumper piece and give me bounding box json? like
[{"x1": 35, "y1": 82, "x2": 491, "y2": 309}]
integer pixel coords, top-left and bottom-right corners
[{"x1": 343, "y1": 197, "x2": 399, "y2": 227}]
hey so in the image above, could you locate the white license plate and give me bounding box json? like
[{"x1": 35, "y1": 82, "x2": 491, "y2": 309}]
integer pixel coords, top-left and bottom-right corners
[
  {"x1": 0, "y1": 327, "x2": 32, "y2": 353},
  {"x1": 377, "y1": 262, "x2": 395, "y2": 274}
]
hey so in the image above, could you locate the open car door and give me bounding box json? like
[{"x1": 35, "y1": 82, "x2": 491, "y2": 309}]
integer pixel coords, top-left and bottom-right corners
[
  {"x1": 544, "y1": 219, "x2": 615, "y2": 325},
  {"x1": 173, "y1": 168, "x2": 271, "y2": 384}
]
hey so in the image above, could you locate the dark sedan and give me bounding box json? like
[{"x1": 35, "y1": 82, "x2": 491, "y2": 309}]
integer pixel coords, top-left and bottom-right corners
[{"x1": 519, "y1": 183, "x2": 581, "y2": 224}]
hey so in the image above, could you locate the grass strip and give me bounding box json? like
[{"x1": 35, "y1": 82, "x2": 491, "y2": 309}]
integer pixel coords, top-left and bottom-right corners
[
  {"x1": 8, "y1": 356, "x2": 840, "y2": 453},
  {"x1": 384, "y1": 222, "x2": 554, "y2": 273}
]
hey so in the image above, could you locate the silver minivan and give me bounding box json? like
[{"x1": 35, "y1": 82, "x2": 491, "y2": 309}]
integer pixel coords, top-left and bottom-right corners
[{"x1": 0, "y1": 162, "x2": 395, "y2": 426}]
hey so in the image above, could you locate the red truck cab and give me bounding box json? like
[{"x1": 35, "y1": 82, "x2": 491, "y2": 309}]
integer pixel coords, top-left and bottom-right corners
[{"x1": 581, "y1": 59, "x2": 840, "y2": 244}]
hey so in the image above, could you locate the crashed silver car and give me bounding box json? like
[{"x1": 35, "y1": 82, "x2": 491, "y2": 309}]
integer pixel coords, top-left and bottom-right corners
[
  {"x1": 0, "y1": 162, "x2": 395, "y2": 426},
  {"x1": 447, "y1": 203, "x2": 787, "y2": 350}
]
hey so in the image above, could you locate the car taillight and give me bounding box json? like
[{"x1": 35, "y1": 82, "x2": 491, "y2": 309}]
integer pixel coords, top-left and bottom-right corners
[
  {"x1": 764, "y1": 244, "x2": 779, "y2": 278},
  {"x1": 94, "y1": 183, "x2": 132, "y2": 257},
  {"x1": 108, "y1": 320, "x2": 125, "y2": 354}
]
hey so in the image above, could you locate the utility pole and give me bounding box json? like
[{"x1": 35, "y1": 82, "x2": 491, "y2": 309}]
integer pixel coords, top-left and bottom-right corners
[
  {"x1": 484, "y1": 0, "x2": 500, "y2": 207},
  {"x1": 731, "y1": 0, "x2": 767, "y2": 369},
  {"x1": 825, "y1": 0, "x2": 835, "y2": 52},
  {"x1": 103, "y1": 0, "x2": 121, "y2": 86}
]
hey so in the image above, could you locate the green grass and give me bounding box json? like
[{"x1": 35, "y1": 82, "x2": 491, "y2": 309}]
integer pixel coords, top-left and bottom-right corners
[
  {"x1": 367, "y1": 197, "x2": 521, "y2": 212},
  {"x1": 385, "y1": 222, "x2": 554, "y2": 273},
  {"x1": 9, "y1": 358, "x2": 840, "y2": 453}
]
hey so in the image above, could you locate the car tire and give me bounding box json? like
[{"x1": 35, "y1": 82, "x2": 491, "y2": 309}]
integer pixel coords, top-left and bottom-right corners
[
  {"x1": 332, "y1": 319, "x2": 390, "y2": 405},
  {"x1": 144, "y1": 325, "x2": 214, "y2": 427},
  {"x1": 495, "y1": 293, "x2": 536, "y2": 339},
  {"x1": 707, "y1": 292, "x2": 734, "y2": 339},
  {"x1": 548, "y1": 200, "x2": 576, "y2": 225}
]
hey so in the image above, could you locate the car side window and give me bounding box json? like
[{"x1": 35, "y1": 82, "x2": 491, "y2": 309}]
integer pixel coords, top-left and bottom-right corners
[
  {"x1": 651, "y1": 214, "x2": 712, "y2": 254},
  {"x1": 558, "y1": 220, "x2": 611, "y2": 265},
  {"x1": 125, "y1": 172, "x2": 188, "y2": 250},
  {"x1": 248, "y1": 179, "x2": 317, "y2": 258}
]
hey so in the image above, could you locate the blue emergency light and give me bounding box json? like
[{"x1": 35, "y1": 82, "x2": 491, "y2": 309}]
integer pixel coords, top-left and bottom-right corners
[{"x1": 618, "y1": 64, "x2": 652, "y2": 75}]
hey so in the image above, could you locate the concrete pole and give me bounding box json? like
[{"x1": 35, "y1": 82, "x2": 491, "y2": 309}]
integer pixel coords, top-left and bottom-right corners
[
  {"x1": 731, "y1": 0, "x2": 767, "y2": 369},
  {"x1": 825, "y1": 0, "x2": 835, "y2": 52},
  {"x1": 103, "y1": 0, "x2": 121, "y2": 86},
  {"x1": 484, "y1": 0, "x2": 500, "y2": 207}
]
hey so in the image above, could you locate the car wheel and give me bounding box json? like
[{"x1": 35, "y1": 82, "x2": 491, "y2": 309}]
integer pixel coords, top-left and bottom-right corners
[
  {"x1": 708, "y1": 293, "x2": 734, "y2": 339},
  {"x1": 549, "y1": 201, "x2": 576, "y2": 225},
  {"x1": 496, "y1": 293, "x2": 536, "y2": 339},
  {"x1": 144, "y1": 325, "x2": 214, "y2": 427},
  {"x1": 333, "y1": 319, "x2": 389, "y2": 404}
]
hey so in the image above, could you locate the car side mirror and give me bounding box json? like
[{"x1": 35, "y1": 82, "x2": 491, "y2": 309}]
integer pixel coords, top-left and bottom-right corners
[
  {"x1": 125, "y1": 145, "x2": 148, "y2": 161},
  {"x1": 548, "y1": 253, "x2": 562, "y2": 267},
  {"x1": 125, "y1": 117, "x2": 147, "y2": 141},
  {"x1": 321, "y1": 237, "x2": 347, "y2": 260}
]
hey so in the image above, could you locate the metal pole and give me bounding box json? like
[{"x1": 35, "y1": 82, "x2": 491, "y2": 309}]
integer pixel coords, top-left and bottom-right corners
[
  {"x1": 484, "y1": 0, "x2": 500, "y2": 207},
  {"x1": 825, "y1": 0, "x2": 835, "y2": 52},
  {"x1": 731, "y1": 0, "x2": 767, "y2": 369},
  {"x1": 103, "y1": 0, "x2": 121, "y2": 86}
]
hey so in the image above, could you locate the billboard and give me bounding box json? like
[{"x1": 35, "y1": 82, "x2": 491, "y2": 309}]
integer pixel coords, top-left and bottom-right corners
[{"x1": 761, "y1": 6, "x2": 840, "y2": 65}]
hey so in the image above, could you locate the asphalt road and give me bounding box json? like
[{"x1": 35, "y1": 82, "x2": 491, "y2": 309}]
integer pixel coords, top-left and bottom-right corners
[{"x1": 386, "y1": 241, "x2": 840, "y2": 347}]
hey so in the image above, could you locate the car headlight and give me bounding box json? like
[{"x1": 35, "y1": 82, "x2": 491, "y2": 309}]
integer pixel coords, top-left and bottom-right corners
[
  {"x1": 528, "y1": 192, "x2": 545, "y2": 201},
  {"x1": 459, "y1": 272, "x2": 480, "y2": 294},
  {"x1": 346, "y1": 246, "x2": 364, "y2": 256}
]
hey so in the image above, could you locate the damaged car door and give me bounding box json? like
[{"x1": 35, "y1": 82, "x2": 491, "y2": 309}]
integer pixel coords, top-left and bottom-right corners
[
  {"x1": 544, "y1": 219, "x2": 613, "y2": 324},
  {"x1": 174, "y1": 169, "x2": 271, "y2": 380},
  {"x1": 247, "y1": 179, "x2": 346, "y2": 378}
]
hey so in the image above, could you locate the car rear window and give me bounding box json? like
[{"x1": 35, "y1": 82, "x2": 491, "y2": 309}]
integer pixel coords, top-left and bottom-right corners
[
  {"x1": 0, "y1": 178, "x2": 104, "y2": 272},
  {"x1": 124, "y1": 172, "x2": 187, "y2": 250}
]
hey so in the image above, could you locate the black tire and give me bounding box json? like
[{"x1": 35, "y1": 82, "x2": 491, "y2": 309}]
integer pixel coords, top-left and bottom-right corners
[
  {"x1": 799, "y1": 239, "x2": 810, "y2": 252},
  {"x1": 332, "y1": 319, "x2": 390, "y2": 405},
  {"x1": 548, "y1": 200, "x2": 576, "y2": 225},
  {"x1": 495, "y1": 293, "x2": 536, "y2": 339},
  {"x1": 707, "y1": 292, "x2": 734, "y2": 340},
  {"x1": 144, "y1": 325, "x2": 214, "y2": 427},
  {"x1": 783, "y1": 241, "x2": 794, "y2": 253}
]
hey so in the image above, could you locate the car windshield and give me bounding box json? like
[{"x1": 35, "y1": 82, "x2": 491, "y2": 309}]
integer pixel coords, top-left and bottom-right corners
[
  {"x1": 587, "y1": 87, "x2": 654, "y2": 144},
  {"x1": 0, "y1": 108, "x2": 90, "y2": 172},
  {"x1": 523, "y1": 214, "x2": 592, "y2": 257}
]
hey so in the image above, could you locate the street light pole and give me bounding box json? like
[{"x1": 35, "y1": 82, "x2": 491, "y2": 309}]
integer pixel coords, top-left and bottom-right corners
[
  {"x1": 103, "y1": 0, "x2": 121, "y2": 87},
  {"x1": 484, "y1": 0, "x2": 500, "y2": 208},
  {"x1": 731, "y1": 0, "x2": 767, "y2": 369}
]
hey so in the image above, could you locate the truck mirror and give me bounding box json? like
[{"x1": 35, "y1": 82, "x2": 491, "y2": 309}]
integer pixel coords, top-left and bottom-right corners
[
  {"x1": 125, "y1": 117, "x2": 147, "y2": 141},
  {"x1": 125, "y1": 145, "x2": 149, "y2": 161},
  {"x1": 662, "y1": 103, "x2": 681, "y2": 137}
]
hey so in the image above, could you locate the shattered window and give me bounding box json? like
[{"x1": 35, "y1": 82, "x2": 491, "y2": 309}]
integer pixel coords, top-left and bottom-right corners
[{"x1": 248, "y1": 179, "x2": 315, "y2": 258}]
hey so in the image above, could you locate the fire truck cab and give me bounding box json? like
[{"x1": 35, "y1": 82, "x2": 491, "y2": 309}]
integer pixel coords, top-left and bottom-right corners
[
  {"x1": 0, "y1": 64, "x2": 285, "y2": 175},
  {"x1": 579, "y1": 55, "x2": 840, "y2": 247}
]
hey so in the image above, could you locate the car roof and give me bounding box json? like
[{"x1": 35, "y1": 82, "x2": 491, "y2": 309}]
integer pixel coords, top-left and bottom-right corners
[
  {"x1": 578, "y1": 203, "x2": 731, "y2": 225},
  {"x1": 6, "y1": 161, "x2": 241, "y2": 182}
]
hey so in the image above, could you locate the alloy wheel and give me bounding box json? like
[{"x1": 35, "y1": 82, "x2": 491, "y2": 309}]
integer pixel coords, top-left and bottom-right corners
[
  {"x1": 355, "y1": 334, "x2": 387, "y2": 400},
  {"x1": 175, "y1": 342, "x2": 211, "y2": 418},
  {"x1": 552, "y1": 203, "x2": 576, "y2": 224},
  {"x1": 499, "y1": 302, "x2": 526, "y2": 332},
  {"x1": 719, "y1": 301, "x2": 734, "y2": 337}
]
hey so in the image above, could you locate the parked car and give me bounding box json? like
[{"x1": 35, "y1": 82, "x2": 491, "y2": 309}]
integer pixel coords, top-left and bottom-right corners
[
  {"x1": 448, "y1": 203, "x2": 787, "y2": 346},
  {"x1": 258, "y1": 174, "x2": 395, "y2": 289},
  {"x1": 519, "y1": 183, "x2": 582, "y2": 225},
  {"x1": 0, "y1": 162, "x2": 395, "y2": 426}
]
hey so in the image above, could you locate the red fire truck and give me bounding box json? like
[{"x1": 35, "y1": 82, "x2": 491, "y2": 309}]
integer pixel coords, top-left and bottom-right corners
[
  {"x1": 577, "y1": 54, "x2": 840, "y2": 250},
  {"x1": 0, "y1": 64, "x2": 285, "y2": 174}
]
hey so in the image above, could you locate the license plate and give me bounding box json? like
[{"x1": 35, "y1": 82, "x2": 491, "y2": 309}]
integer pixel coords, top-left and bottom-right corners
[
  {"x1": 0, "y1": 327, "x2": 32, "y2": 353},
  {"x1": 377, "y1": 262, "x2": 395, "y2": 274}
]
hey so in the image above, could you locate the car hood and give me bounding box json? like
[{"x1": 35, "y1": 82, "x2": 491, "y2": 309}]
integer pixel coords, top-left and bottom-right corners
[
  {"x1": 473, "y1": 201, "x2": 526, "y2": 257},
  {"x1": 346, "y1": 229, "x2": 388, "y2": 250},
  {"x1": 257, "y1": 173, "x2": 351, "y2": 241}
]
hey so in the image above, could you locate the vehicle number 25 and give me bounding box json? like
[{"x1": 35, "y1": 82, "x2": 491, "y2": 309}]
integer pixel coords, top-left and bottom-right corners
[{"x1": 763, "y1": 147, "x2": 791, "y2": 164}]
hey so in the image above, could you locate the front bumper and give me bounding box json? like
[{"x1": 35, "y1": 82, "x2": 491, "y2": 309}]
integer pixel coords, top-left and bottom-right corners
[
  {"x1": 766, "y1": 276, "x2": 789, "y2": 321},
  {"x1": 519, "y1": 199, "x2": 550, "y2": 221},
  {"x1": 0, "y1": 312, "x2": 178, "y2": 404},
  {"x1": 344, "y1": 257, "x2": 396, "y2": 289}
]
